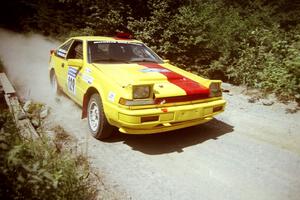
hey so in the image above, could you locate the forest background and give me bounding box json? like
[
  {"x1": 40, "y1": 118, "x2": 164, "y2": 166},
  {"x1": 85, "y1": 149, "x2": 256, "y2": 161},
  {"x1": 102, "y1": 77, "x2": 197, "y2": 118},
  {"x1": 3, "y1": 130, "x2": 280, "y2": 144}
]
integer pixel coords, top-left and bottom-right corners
[{"x1": 1, "y1": 0, "x2": 299, "y2": 101}]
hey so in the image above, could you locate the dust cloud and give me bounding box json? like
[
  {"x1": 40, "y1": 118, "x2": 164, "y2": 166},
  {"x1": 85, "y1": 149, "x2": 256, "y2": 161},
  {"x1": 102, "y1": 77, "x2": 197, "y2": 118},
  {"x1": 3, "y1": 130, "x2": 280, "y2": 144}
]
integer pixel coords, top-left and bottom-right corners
[
  {"x1": 0, "y1": 28, "x2": 84, "y2": 123},
  {"x1": 0, "y1": 28, "x2": 59, "y2": 104},
  {"x1": 0, "y1": 27, "x2": 88, "y2": 141}
]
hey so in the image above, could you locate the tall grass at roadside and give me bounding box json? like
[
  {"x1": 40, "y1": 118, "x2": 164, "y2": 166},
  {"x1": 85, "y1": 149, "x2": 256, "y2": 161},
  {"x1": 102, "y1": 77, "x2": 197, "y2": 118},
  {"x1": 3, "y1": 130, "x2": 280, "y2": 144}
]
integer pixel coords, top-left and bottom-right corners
[{"x1": 0, "y1": 109, "x2": 97, "y2": 200}]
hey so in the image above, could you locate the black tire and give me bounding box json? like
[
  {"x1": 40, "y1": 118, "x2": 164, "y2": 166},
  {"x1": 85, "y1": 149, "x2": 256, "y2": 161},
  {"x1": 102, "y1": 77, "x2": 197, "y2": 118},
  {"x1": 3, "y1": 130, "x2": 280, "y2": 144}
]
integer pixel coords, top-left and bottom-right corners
[
  {"x1": 50, "y1": 71, "x2": 61, "y2": 95},
  {"x1": 87, "y1": 93, "x2": 113, "y2": 140}
]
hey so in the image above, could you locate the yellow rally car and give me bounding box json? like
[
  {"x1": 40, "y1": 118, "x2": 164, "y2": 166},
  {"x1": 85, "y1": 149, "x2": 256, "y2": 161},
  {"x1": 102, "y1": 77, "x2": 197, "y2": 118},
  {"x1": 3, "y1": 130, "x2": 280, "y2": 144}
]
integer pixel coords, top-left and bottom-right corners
[{"x1": 49, "y1": 35, "x2": 226, "y2": 140}]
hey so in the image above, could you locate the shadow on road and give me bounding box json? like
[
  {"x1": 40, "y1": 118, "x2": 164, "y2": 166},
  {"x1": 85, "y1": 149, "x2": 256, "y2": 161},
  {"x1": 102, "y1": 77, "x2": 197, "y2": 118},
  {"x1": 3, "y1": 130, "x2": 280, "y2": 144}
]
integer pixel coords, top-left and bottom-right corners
[{"x1": 105, "y1": 119, "x2": 234, "y2": 155}]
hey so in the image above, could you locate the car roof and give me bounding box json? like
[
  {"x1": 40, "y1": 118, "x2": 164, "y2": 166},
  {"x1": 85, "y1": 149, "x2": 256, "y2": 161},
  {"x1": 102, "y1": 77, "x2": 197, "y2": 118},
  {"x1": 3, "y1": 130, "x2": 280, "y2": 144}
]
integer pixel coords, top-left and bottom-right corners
[{"x1": 71, "y1": 36, "x2": 143, "y2": 44}]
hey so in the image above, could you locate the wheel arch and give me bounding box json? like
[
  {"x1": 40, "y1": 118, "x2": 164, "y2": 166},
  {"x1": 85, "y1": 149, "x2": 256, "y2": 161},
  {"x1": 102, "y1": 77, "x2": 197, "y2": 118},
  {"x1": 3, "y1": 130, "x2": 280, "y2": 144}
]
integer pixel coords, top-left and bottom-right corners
[{"x1": 82, "y1": 86, "x2": 101, "y2": 119}]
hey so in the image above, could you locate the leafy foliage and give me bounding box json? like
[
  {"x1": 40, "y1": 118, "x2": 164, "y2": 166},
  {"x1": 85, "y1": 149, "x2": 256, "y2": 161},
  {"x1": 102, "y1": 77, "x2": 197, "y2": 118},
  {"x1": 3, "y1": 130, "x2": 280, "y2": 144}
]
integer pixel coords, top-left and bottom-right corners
[
  {"x1": 0, "y1": 110, "x2": 96, "y2": 200},
  {"x1": 225, "y1": 27, "x2": 300, "y2": 99},
  {"x1": 0, "y1": 0, "x2": 299, "y2": 100}
]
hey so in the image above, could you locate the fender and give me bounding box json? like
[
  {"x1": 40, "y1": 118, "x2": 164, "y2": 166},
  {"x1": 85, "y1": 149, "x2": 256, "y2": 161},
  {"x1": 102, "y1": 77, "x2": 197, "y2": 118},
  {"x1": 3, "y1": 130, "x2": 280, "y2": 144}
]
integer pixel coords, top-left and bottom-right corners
[{"x1": 81, "y1": 87, "x2": 98, "y2": 119}]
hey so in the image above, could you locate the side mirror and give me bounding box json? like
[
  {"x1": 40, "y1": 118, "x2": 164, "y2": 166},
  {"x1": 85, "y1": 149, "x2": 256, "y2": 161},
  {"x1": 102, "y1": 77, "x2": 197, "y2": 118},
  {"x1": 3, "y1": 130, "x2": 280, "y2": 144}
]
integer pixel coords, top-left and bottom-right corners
[
  {"x1": 163, "y1": 59, "x2": 170, "y2": 63},
  {"x1": 68, "y1": 59, "x2": 83, "y2": 68}
]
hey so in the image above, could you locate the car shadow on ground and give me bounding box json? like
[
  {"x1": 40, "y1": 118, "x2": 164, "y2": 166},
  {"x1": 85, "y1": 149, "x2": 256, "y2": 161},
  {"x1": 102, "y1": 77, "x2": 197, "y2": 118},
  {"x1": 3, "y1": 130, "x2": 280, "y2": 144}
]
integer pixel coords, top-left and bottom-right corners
[{"x1": 105, "y1": 119, "x2": 234, "y2": 155}]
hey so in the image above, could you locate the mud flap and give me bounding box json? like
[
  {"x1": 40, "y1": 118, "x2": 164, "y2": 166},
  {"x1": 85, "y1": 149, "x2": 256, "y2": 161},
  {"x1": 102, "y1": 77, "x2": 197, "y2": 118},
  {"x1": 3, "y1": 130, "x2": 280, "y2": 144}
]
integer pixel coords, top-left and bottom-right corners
[{"x1": 81, "y1": 93, "x2": 88, "y2": 119}]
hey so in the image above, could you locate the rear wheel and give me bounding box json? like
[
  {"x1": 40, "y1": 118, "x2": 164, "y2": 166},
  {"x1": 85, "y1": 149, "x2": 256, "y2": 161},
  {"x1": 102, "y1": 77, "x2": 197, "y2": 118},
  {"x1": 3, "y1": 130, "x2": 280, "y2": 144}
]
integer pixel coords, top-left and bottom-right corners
[
  {"x1": 50, "y1": 71, "x2": 61, "y2": 95},
  {"x1": 87, "y1": 93, "x2": 113, "y2": 140}
]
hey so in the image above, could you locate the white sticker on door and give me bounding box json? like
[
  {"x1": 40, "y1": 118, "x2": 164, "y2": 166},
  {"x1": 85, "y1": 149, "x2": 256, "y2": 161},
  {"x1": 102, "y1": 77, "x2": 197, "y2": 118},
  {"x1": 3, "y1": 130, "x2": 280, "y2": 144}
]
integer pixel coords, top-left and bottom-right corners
[{"x1": 67, "y1": 67, "x2": 77, "y2": 95}]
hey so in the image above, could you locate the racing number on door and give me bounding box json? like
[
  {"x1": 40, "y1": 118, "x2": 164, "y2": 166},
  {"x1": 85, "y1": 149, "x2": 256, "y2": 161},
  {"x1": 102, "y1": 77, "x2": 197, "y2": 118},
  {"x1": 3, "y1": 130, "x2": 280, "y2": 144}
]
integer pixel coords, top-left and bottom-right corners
[
  {"x1": 67, "y1": 67, "x2": 77, "y2": 95},
  {"x1": 68, "y1": 75, "x2": 75, "y2": 93}
]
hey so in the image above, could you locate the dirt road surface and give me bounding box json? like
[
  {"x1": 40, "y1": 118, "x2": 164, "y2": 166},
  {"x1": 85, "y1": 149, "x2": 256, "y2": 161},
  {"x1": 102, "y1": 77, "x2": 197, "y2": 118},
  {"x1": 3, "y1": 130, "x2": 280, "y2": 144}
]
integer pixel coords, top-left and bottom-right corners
[{"x1": 1, "y1": 29, "x2": 300, "y2": 200}]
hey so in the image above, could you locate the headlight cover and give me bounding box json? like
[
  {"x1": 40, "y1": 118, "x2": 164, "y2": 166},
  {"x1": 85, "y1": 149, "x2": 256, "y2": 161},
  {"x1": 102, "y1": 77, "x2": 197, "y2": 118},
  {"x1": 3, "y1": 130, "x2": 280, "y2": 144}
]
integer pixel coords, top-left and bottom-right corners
[
  {"x1": 209, "y1": 82, "x2": 222, "y2": 97},
  {"x1": 133, "y1": 85, "x2": 151, "y2": 99},
  {"x1": 119, "y1": 98, "x2": 155, "y2": 106}
]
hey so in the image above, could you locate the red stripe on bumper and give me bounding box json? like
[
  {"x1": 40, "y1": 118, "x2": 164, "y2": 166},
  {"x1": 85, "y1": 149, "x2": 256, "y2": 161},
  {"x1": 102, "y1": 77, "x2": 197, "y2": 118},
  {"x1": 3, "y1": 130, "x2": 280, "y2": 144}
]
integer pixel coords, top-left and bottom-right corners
[{"x1": 139, "y1": 63, "x2": 209, "y2": 97}]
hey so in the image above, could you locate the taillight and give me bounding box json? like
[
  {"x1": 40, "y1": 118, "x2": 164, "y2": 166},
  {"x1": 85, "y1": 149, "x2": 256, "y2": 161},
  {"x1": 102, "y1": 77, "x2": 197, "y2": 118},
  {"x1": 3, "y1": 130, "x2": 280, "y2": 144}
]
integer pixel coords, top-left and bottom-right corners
[
  {"x1": 213, "y1": 106, "x2": 223, "y2": 112},
  {"x1": 49, "y1": 49, "x2": 55, "y2": 63},
  {"x1": 50, "y1": 49, "x2": 55, "y2": 55}
]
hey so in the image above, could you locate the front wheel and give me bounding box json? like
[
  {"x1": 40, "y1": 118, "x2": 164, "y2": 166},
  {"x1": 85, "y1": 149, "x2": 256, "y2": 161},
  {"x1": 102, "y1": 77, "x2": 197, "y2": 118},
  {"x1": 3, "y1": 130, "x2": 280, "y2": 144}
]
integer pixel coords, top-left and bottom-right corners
[{"x1": 87, "y1": 93, "x2": 113, "y2": 140}]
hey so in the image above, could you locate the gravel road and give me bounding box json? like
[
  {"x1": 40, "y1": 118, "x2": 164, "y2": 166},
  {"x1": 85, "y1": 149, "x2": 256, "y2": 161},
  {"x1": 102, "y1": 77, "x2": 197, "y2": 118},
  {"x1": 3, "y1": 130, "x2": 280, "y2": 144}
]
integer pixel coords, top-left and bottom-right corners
[{"x1": 1, "y1": 29, "x2": 300, "y2": 200}]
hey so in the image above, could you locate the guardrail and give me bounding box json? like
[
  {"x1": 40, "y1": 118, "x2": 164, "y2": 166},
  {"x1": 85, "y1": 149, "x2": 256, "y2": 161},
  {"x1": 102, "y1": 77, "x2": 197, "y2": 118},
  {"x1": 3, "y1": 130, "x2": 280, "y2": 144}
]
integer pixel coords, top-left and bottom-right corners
[{"x1": 0, "y1": 73, "x2": 39, "y2": 138}]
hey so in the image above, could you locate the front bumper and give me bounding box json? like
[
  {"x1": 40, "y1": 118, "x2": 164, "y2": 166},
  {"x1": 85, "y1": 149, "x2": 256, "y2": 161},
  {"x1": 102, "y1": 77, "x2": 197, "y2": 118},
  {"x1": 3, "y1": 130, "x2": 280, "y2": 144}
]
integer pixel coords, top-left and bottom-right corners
[{"x1": 106, "y1": 99, "x2": 226, "y2": 134}]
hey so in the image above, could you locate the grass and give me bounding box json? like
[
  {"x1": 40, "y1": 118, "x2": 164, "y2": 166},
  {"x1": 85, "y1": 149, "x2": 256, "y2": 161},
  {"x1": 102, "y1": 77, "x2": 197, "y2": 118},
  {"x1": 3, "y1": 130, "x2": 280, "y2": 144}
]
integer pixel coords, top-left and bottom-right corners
[{"x1": 0, "y1": 109, "x2": 97, "y2": 200}]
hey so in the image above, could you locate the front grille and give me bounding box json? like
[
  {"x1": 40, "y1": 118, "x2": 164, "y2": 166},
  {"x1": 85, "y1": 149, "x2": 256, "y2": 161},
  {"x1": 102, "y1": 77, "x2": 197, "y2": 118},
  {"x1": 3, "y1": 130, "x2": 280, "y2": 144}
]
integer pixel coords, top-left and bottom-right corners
[{"x1": 154, "y1": 94, "x2": 210, "y2": 104}]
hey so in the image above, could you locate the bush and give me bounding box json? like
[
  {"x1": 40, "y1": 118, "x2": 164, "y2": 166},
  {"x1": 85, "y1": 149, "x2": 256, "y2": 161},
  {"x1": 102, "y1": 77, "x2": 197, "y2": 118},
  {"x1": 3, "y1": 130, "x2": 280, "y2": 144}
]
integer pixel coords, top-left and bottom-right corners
[
  {"x1": 57, "y1": 27, "x2": 96, "y2": 42},
  {"x1": 0, "y1": 110, "x2": 96, "y2": 200},
  {"x1": 0, "y1": 0, "x2": 299, "y2": 101},
  {"x1": 223, "y1": 27, "x2": 300, "y2": 100}
]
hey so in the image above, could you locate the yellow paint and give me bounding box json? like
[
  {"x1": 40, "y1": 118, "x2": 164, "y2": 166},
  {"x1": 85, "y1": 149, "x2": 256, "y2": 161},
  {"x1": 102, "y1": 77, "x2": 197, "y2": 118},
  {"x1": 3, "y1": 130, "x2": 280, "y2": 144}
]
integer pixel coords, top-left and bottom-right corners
[{"x1": 49, "y1": 36, "x2": 226, "y2": 135}]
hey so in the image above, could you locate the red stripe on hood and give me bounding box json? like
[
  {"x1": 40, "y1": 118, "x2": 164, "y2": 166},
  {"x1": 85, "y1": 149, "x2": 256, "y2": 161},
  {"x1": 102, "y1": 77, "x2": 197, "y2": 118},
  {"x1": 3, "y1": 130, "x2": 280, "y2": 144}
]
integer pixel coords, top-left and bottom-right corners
[{"x1": 139, "y1": 63, "x2": 209, "y2": 96}]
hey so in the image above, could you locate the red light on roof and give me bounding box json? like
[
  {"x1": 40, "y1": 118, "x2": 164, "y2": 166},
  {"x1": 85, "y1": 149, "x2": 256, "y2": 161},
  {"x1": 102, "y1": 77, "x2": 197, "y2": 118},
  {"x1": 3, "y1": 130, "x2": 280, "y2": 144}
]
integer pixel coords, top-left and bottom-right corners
[{"x1": 115, "y1": 32, "x2": 133, "y2": 39}]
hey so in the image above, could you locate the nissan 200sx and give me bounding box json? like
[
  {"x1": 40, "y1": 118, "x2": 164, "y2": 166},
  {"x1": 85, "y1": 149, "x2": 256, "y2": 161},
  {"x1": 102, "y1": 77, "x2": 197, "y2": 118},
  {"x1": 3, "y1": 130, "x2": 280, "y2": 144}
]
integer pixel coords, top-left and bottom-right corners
[{"x1": 49, "y1": 35, "x2": 226, "y2": 140}]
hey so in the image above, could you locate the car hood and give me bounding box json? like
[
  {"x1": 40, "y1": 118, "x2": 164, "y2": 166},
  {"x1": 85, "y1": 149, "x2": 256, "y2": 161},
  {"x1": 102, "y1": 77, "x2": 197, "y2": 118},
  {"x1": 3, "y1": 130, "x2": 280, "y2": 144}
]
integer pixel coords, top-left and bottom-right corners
[{"x1": 92, "y1": 62, "x2": 209, "y2": 98}]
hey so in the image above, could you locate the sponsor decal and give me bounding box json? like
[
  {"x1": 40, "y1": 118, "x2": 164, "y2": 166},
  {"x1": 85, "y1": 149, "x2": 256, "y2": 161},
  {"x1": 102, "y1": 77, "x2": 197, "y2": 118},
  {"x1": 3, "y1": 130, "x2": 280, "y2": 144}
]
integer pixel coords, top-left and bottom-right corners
[
  {"x1": 160, "y1": 99, "x2": 166, "y2": 105},
  {"x1": 108, "y1": 91, "x2": 116, "y2": 102},
  {"x1": 93, "y1": 41, "x2": 142, "y2": 45},
  {"x1": 82, "y1": 74, "x2": 93, "y2": 84},
  {"x1": 94, "y1": 41, "x2": 119, "y2": 44},
  {"x1": 57, "y1": 48, "x2": 67, "y2": 58},
  {"x1": 85, "y1": 68, "x2": 92, "y2": 73},
  {"x1": 58, "y1": 48, "x2": 67, "y2": 53},
  {"x1": 57, "y1": 51, "x2": 66, "y2": 57},
  {"x1": 139, "y1": 63, "x2": 209, "y2": 97},
  {"x1": 67, "y1": 66, "x2": 77, "y2": 95},
  {"x1": 140, "y1": 68, "x2": 170, "y2": 73}
]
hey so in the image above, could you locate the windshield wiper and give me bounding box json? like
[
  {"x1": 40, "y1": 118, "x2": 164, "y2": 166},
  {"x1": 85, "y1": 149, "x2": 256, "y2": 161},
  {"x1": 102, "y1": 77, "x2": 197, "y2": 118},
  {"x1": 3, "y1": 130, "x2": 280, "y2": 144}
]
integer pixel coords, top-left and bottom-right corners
[
  {"x1": 129, "y1": 58, "x2": 158, "y2": 63},
  {"x1": 92, "y1": 58, "x2": 129, "y2": 63}
]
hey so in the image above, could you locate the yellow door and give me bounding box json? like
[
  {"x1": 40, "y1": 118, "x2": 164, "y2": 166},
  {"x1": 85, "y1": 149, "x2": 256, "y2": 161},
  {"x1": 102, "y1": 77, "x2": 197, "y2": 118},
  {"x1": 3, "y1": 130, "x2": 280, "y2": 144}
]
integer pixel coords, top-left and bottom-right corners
[
  {"x1": 53, "y1": 39, "x2": 74, "y2": 92},
  {"x1": 64, "y1": 40, "x2": 86, "y2": 104}
]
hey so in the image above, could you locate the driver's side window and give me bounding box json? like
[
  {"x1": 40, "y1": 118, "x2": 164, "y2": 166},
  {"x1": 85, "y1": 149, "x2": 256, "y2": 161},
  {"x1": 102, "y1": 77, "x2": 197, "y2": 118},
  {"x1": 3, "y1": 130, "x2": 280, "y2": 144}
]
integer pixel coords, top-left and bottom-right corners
[
  {"x1": 132, "y1": 46, "x2": 155, "y2": 60},
  {"x1": 56, "y1": 39, "x2": 73, "y2": 58},
  {"x1": 132, "y1": 46, "x2": 146, "y2": 58},
  {"x1": 67, "y1": 40, "x2": 83, "y2": 60}
]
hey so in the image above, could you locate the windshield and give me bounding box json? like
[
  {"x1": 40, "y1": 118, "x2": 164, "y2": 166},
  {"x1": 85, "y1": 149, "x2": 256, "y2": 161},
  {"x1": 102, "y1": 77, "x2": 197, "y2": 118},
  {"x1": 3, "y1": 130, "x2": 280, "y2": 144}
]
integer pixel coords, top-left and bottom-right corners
[{"x1": 87, "y1": 41, "x2": 163, "y2": 64}]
